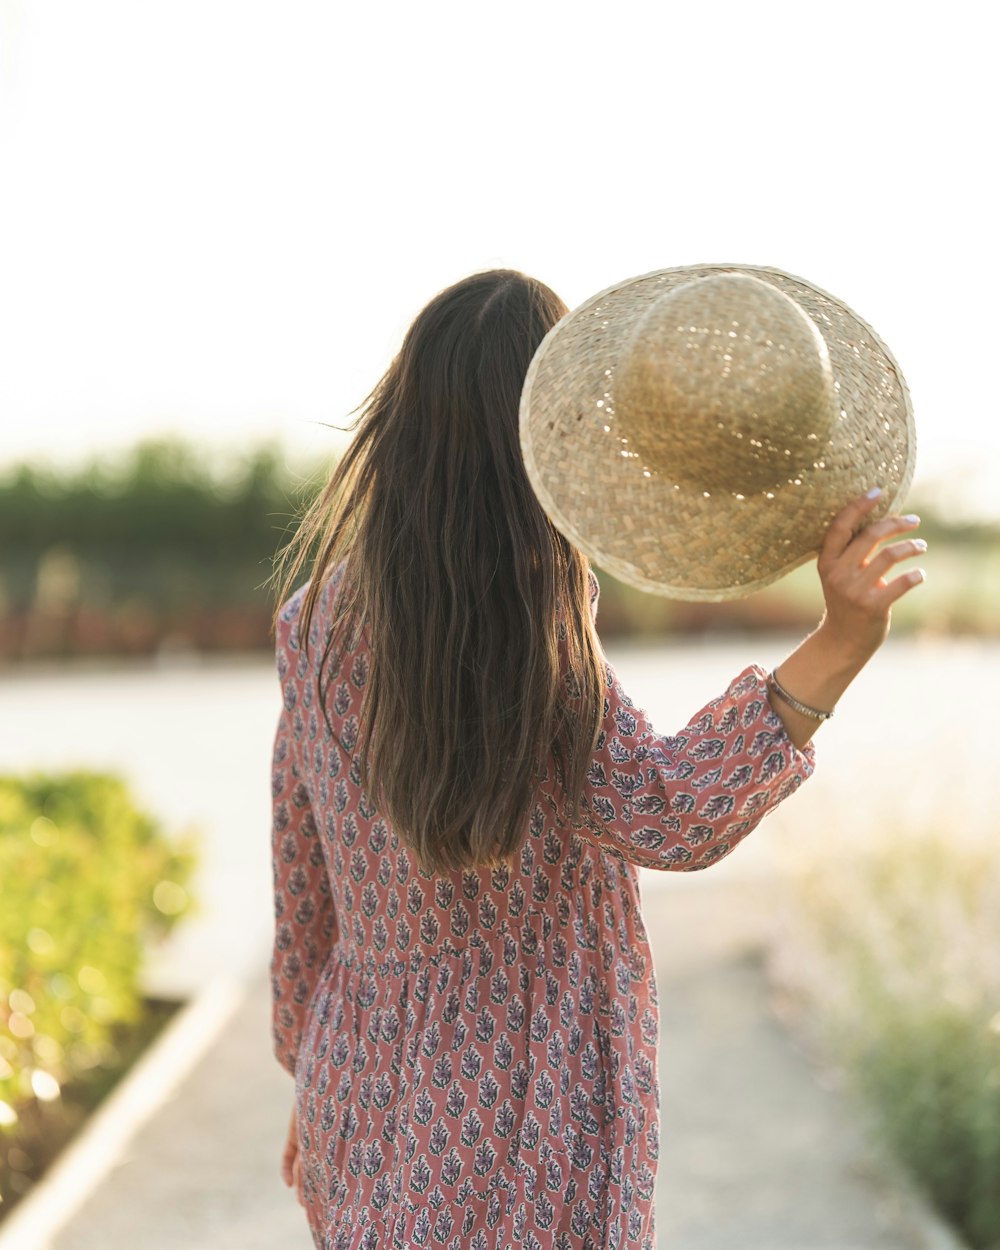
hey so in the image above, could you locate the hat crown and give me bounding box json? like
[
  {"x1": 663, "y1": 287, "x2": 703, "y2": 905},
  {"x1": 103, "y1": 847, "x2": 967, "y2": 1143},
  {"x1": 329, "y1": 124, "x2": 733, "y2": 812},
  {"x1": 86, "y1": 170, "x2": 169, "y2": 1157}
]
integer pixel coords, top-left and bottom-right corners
[{"x1": 615, "y1": 273, "x2": 837, "y2": 495}]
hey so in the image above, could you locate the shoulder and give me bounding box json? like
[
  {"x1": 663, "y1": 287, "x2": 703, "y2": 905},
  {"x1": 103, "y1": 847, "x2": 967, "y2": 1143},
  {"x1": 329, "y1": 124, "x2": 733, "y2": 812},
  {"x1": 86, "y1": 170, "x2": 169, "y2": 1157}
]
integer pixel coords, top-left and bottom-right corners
[
  {"x1": 276, "y1": 582, "x2": 310, "y2": 652},
  {"x1": 275, "y1": 559, "x2": 353, "y2": 661}
]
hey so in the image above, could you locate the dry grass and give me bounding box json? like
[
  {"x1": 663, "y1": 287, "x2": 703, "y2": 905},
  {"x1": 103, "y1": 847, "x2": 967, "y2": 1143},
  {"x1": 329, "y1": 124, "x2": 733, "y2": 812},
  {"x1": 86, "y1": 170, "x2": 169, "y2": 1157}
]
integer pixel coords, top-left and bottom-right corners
[{"x1": 763, "y1": 826, "x2": 1000, "y2": 1250}]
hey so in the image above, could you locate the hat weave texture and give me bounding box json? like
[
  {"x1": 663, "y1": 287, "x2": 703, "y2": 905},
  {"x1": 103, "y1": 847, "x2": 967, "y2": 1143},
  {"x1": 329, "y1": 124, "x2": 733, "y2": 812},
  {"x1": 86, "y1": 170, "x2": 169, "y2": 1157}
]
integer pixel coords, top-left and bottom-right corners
[{"x1": 519, "y1": 264, "x2": 916, "y2": 600}]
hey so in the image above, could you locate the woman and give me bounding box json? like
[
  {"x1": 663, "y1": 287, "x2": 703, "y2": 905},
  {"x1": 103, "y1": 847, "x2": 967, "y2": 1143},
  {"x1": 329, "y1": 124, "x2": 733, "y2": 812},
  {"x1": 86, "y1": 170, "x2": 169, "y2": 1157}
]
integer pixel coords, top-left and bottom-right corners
[{"x1": 267, "y1": 269, "x2": 925, "y2": 1250}]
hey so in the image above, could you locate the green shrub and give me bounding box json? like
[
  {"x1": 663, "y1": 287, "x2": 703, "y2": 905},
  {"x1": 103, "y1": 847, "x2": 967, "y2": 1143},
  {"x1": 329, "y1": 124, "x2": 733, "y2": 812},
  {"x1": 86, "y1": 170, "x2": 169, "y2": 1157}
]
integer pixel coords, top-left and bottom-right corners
[
  {"x1": 0, "y1": 771, "x2": 198, "y2": 1136},
  {"x1": 766, "y1": 831, "x2": 1000, "y2": 1249}
]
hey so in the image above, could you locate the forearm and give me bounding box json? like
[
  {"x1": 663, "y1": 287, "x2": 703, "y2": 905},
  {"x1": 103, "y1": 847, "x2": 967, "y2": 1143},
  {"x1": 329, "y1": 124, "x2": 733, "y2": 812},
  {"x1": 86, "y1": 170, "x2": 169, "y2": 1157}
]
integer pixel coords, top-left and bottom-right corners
[
  {"x1": 769, "y1": 621, "x2": 870, "y2": 750},
  {"x1": 577, "y1": 660, "x2": 815, "y2": 870}
]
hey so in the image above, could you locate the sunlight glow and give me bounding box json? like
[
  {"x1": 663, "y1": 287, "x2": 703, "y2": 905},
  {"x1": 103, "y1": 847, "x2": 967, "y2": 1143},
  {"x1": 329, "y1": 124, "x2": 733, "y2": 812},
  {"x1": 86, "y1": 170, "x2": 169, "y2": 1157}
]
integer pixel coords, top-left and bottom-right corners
[{"x1": 0, "y1": 1, "x2": 996, "y2": 516}]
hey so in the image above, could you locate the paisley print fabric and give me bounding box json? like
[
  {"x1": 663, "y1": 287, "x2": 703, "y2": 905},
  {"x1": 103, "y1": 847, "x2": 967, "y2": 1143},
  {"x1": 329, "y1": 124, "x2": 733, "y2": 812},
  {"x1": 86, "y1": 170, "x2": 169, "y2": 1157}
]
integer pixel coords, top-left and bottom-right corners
[{"x1": 270, "y1": 563, "x2": 815, "y2": 1249}]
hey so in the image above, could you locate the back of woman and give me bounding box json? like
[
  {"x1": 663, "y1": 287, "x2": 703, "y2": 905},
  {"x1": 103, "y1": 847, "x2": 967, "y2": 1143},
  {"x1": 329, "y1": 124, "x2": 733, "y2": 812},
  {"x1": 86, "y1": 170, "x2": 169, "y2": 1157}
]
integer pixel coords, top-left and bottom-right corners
[{"x1": 267, "y1": 268, "x2": 919, "y2": 1250}]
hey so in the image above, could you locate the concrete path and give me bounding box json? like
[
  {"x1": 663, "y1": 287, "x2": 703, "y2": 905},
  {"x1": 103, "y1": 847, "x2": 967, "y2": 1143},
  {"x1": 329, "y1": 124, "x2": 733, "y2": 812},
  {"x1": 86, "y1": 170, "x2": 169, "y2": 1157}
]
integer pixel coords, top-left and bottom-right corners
[
  {"x1": 2, "y1": 875, "x2": 967, "y2": 1250},
  {"x1": 7, "y1": 972, "x2": 308, "y2": 1250},
  {"x1": 643, "y1": 872, "x2": 966, "y2": 1250}
]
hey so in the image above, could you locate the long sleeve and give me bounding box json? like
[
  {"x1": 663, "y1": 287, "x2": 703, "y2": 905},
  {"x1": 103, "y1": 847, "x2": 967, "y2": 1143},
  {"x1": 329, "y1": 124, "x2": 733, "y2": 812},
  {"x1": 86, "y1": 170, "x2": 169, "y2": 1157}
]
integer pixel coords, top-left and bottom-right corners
[
  {"x1": 269, "y1": 587, "x2": 338, "y2": 1077},
  {"x1": 572, "y1": 568, "x2": 816, "y2": 871}
]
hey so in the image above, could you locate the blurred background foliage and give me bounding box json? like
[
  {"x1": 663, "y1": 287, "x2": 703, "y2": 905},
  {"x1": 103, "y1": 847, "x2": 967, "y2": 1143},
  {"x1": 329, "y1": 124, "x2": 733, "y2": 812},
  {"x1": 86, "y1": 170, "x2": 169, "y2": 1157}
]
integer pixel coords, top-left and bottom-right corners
[
  {"x1": 1, "y1": 434, "x2": 998, "y2": 662},
  {"x1": 0, "y1": 771, "x2": 198, "y2": 1206},
  {"x1": 0, "y1": 438, "x2": 309, "y2": 659}
]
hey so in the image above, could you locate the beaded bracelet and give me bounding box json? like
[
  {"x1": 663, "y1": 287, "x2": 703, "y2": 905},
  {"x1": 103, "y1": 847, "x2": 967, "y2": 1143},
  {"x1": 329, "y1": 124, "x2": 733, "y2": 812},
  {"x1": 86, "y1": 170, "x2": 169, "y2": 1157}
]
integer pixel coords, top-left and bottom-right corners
[{"x1": 767, "y1": 670, "x2": 835, "y2": 721}]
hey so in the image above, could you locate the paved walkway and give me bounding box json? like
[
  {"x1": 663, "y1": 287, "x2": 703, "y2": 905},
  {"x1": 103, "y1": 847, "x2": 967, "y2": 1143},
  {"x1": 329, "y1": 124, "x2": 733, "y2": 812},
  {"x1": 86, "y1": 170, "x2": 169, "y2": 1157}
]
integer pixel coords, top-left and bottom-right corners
[
  {"x1": 4, "y1": 874, "x2": 967, "y2": 1250},
  {"x1": 641, "y1": 873, "x2": 965, "y2": 1249}
]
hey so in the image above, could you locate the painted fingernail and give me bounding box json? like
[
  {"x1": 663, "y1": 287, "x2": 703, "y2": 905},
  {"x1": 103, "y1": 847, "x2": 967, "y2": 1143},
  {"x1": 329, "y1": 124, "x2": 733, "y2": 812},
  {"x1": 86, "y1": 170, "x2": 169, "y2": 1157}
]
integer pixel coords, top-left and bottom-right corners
[
  {"x1": 903, "y1": 513, "x2": 920, "y2": 524},
  {"x1": 865, "y1": 487, "x2": 882, "y2": 499},
  {"x1": 914, "y1": 538, "x2": 928, "y2": 551},
  {"x1": 912, "y1": 568, "x2": 926, "y2": 582}
]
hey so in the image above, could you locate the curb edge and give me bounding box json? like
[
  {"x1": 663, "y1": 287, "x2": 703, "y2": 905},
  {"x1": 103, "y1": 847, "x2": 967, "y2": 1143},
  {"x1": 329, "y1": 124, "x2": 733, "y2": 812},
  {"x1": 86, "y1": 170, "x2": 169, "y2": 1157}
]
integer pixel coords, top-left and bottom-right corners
[{"x1": 0, "y1": 976, "x2": 248, "y2": 1250}]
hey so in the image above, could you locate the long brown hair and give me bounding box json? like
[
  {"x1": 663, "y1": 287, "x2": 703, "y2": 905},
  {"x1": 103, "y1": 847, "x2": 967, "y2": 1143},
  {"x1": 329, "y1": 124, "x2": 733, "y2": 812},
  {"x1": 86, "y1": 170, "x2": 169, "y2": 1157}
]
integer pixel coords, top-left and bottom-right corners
[{"x1": 269, "y1": 269, "x2": 606, "y2": 875}]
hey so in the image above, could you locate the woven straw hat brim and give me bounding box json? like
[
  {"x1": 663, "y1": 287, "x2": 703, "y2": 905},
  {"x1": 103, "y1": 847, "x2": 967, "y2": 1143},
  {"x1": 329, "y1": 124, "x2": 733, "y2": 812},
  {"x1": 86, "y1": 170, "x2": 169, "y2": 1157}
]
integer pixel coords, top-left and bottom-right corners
[{"x1": 519, "y1": 264, "x2": 916, "y2": 601}]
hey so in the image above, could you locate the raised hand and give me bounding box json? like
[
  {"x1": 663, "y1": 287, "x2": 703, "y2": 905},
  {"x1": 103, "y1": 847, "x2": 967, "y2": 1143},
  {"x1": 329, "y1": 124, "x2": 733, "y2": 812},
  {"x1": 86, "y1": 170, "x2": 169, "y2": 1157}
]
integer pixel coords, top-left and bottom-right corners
[
  {"x1": 816, "y1": 487, "x2": 926, "y2": 664},
  {"x1": 767, "y1": 487, "x2": 927, "y2": 749}
]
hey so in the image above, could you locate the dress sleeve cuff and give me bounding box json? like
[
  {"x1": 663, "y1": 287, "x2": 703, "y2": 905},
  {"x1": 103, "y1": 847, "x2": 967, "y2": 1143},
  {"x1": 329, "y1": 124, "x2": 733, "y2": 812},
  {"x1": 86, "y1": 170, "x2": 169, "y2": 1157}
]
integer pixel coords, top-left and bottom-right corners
[{"x1": 735, "y1": 662, "x2": 818, "y2": 789}]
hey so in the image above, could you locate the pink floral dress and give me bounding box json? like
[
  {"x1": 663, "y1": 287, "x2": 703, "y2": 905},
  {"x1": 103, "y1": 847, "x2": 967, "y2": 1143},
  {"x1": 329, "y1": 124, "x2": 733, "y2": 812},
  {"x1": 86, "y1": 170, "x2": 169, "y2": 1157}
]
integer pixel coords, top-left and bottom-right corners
[{"x1": 270, "y1": 564, "x2": 815, "y2": 1250}]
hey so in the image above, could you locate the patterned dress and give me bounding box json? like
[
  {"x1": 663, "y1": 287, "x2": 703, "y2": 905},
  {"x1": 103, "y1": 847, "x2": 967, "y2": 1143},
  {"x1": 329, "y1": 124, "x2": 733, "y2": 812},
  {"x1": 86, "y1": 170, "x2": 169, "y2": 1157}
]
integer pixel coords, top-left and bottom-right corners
[{"x1": 270, "y1": 563, "x2": 815, "y2": 1250}]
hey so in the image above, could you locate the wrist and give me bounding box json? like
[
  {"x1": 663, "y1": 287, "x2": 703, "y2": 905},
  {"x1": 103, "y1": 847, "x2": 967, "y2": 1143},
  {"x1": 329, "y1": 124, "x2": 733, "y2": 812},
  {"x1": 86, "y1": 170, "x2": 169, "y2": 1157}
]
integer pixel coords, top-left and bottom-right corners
[
  {"x1": 767, "y1": 669, "x2": 835, "y2": 721},
  {"x1": 810, "y1": 617, "x2": 876, "y2": 678}
]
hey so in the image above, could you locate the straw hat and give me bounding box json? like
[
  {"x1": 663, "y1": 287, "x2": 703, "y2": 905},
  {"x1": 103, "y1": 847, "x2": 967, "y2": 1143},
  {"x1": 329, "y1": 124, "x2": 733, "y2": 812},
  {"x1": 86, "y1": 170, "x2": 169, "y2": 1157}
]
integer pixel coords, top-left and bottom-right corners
[{"x1": 519, "y1": 264, "x2": 916, "y2": 600}]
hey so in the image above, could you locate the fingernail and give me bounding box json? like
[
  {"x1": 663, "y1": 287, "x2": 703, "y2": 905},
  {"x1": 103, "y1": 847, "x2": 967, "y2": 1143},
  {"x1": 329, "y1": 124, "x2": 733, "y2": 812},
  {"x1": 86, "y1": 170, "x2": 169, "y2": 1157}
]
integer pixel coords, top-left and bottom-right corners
[
  {"x1": 914, "y1": 538, "x2": 928, "y2": 551},
  {"x1": 903, "y1": 513, "x2": 920, "y2": 524},
  {"x1": 913, "y1": 568, "x2": 926, "y2": 582},
  {"x1": 865, "y1": 487, "x2": 882, "y2": 499}
]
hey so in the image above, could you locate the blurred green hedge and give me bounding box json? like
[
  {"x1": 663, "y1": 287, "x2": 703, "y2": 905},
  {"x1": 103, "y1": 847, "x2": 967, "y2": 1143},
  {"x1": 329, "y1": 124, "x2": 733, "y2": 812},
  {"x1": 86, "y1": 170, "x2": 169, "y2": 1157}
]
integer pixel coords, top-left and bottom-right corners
[
  {"x1": 1, "y1": 435, "x2": 998, "y2": 659},
  {"x1": 0, "y1": 772, "x2": 198, "y2": 1151}
]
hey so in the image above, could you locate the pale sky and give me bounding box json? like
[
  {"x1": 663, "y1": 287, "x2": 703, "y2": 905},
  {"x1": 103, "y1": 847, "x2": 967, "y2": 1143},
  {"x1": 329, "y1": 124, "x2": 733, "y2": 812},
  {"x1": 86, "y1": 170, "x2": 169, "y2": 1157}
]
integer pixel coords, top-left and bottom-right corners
[{"x1": 1, "y1": 0, "x2": 997, "y2": 516}]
